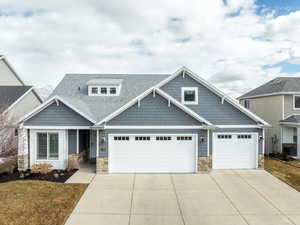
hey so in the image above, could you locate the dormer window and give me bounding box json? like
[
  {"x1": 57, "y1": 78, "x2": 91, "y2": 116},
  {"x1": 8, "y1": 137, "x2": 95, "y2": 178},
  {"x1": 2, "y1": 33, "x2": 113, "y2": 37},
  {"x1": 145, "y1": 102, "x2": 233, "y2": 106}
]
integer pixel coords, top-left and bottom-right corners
[
  {"x1": 100, "y1": 87, "x2": 107, "y2": 95},
  {"x1": 91, "y1": 87, "x2": 98, "y2": 94},
  {"x1": 87, "y1": 79, "x2": 123, "y2": 96},
  {"x1": 181, "y1": 87, "x2": 198, "y2": 104}
]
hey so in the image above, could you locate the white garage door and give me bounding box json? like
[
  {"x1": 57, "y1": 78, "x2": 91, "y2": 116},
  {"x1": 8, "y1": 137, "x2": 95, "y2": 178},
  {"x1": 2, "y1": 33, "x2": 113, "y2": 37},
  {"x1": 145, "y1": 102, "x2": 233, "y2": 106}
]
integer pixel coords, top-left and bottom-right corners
[
  {"x1": 213, "y1": 133, "x2": 257, "y2": 169},
  {"x1": 109, "y1": 134, "x2": 197, "y2": 173}
]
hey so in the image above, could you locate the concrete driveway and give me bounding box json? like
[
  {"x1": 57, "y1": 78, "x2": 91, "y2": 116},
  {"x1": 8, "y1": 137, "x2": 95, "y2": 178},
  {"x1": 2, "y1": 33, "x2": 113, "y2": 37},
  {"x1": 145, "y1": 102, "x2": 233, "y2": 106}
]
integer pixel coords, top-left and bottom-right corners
[{"x1": 65, "y1": 170, "x2": 300, "y2": 225}]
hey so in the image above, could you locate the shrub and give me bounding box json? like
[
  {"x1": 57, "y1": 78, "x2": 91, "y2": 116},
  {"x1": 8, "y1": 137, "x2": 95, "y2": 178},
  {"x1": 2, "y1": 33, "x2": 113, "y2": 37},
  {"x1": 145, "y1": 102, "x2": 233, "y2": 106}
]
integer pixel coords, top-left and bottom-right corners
[
  {"x1": 31, "y1": 163, "x2": 53, "y2": 174},
  {"x1": 0, "y1": 156, "x2": 17, "y2": 174}
]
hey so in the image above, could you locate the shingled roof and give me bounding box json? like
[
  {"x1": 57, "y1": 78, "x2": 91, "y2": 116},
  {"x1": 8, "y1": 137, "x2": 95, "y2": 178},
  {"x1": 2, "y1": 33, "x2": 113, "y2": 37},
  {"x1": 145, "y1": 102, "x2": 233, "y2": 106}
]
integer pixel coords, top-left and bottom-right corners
[
  {"x1": 0, "y1": 86, "x2": 32, "y2": 109},
  {"x1": 239, "y1": 77, "x2": 300, "y2": 99},
  {"x1": 51, "y1": 74, "x2": 171, "y2": 122}
]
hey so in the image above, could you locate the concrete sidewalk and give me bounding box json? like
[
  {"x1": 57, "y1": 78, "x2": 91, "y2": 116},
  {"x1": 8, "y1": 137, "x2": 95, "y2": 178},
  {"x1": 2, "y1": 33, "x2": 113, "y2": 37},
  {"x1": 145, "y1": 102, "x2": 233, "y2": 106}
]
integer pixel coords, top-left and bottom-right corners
[{"x1": 65, "y1": 170, "x2": 300, "y2": 225}]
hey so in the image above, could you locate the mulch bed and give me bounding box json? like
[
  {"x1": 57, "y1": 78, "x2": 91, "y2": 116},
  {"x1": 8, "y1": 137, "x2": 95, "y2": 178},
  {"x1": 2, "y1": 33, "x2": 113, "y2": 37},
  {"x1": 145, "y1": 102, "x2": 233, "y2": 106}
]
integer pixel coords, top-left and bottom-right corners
[
  {"x1": 0, "y1": 169, "x2": 77, "y2": 183},
  {"x1": 268, "y1": 153, "x2": 300, "y2": 168}
]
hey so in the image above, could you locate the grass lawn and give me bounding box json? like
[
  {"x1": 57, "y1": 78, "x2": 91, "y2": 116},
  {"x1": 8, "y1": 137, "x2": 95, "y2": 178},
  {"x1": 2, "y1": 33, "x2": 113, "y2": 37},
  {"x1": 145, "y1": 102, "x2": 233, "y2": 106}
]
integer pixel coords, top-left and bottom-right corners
[
  {"x1": 0, "y1": 181, "x2": 87, "y2": 225},
  {"x1": 265, "y1": 157, "x2": 300, "y2": 191}
]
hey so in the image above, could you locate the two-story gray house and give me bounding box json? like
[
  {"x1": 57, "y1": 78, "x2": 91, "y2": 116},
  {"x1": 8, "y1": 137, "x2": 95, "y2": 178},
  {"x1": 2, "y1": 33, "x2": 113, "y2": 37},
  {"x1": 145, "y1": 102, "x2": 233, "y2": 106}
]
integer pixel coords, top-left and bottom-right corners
[
  {"x1": 19, "y1": 68, "x2": 269, "y2": 173},
  {"x1": 239, "y1": 77, "x2": 300, "y2": 158}
]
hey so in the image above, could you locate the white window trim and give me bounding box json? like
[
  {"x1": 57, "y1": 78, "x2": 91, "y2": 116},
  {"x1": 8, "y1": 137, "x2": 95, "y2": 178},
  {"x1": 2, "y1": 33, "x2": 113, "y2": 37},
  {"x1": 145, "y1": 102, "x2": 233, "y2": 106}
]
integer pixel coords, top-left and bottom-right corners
[
  {"x1": 88, "y1": 85, "x2": 120, "y2": 96},
  {"x1": 36, "y1": 132, "x2": 59, "y2": 161},
  {"x1": 293, "y1": 95, "x2": 300, "y2": 110},
  {"x1": 181, "y1": 87, "x2": 198, "y2": 105}
]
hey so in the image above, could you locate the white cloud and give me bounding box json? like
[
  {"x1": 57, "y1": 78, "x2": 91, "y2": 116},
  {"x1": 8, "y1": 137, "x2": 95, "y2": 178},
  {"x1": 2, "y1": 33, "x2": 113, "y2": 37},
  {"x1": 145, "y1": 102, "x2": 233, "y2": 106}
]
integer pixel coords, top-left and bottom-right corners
[{"x1": 0, "y1": 0, "x2": 299, "y2": 97}]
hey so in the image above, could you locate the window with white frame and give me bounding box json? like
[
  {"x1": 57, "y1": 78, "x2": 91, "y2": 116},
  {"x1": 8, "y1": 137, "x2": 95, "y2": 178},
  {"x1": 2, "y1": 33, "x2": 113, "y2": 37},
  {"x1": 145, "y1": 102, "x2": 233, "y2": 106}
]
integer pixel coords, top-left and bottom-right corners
[
  {"x1": 294, "y1": 95, "x2": 300, "y2": 109},
  {"x1": 89, "y1": 85, "x2": 120, "y2": 96},
  {"x1": 181, "y1": 87, "x2": 198, "y2": 104},
  {"x1": 244, "y1": 99, "x2": 250, "y2": 109},
  {"x1": 37, "y1": 133, "x2": 59, "y2": 160}
]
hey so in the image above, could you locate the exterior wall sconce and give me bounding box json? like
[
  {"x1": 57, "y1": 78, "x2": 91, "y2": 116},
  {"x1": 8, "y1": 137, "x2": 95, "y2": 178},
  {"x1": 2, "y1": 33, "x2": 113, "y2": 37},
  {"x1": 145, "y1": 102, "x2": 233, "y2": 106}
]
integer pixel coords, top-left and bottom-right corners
[
  {"x1": 199, "y1": 137, "x2": 205, "y2": 143},
  {"x1": 101, "y1": 137, "x2": 106, "y2": 143}
]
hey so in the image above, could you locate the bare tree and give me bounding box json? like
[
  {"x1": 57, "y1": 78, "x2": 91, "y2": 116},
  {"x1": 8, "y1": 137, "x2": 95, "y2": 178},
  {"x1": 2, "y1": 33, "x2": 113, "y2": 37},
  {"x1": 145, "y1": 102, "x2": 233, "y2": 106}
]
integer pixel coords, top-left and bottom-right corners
[{"x1": 0, "y1": 107, "x2": 18, "y2": 158}]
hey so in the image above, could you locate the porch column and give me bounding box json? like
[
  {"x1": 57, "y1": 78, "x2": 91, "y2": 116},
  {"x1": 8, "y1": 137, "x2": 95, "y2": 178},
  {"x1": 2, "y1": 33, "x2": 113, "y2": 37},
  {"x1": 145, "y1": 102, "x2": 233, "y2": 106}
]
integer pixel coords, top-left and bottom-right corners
[
  {"x1": 297, "y1": 128, "x2": 300, "y2": 158},
  {"x1": 18, "y1": 127, "x2": 29, "y2": 171}
]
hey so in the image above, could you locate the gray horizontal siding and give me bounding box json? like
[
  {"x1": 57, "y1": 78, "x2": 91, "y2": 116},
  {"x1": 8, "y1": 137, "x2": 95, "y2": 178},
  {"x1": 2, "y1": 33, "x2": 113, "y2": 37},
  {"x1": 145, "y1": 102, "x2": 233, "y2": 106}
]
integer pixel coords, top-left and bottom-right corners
[
  {"x1": 209, "y1": 128, "x2": 263, "y2": 155},
  {"x1": 25, "y1": 101, "x2": 93, "y2": 126},
  {"x1": 68, "y1": 130, "x2": 77, "y2": 154},
  {"x1": 161, "y1": 74, "x2": 257, "y2": 125},
  {"x1": 107, "y1": 93, "x2": 202, "y2": 126},
  {"x1": 97, "y1": 129, "x2": 208, "y2": 158}
]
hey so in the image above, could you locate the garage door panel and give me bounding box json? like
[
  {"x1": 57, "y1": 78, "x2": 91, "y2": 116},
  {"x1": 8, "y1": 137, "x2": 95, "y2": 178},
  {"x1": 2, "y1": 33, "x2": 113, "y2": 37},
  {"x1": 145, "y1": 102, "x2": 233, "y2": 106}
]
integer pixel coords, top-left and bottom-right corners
[
  {"x1": 109, "y1": 134, "x2": 196, "y2": 173},
  {"x1": 213, "y1": 133, "x2": 257, "y2": 169}
]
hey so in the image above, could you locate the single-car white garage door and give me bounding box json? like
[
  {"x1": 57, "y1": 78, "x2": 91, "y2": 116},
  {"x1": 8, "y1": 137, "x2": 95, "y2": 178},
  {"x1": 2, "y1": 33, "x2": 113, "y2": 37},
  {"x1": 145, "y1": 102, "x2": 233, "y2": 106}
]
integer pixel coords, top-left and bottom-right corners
[
  {"x1": 213, "y1": 133, "x2": 257, "y2": 169},
  {"x1": 109, "y1": 134, "x2": 197, "y2": 173}
]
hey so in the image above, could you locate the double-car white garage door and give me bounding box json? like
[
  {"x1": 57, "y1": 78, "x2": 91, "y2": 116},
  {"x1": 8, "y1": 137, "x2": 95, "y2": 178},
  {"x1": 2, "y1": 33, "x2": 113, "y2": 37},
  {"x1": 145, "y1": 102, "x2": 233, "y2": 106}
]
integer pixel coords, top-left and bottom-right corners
[
  {"x1": 109, "y1": 134, "x2": 197, "y2": 173},
  {"x1": 213, "y1": 133, "x2": 258, "y2": 169}
]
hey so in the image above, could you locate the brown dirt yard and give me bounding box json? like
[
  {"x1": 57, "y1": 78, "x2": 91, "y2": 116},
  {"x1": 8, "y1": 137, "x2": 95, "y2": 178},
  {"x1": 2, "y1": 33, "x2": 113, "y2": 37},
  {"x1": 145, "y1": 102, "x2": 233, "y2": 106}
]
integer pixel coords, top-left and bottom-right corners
[
  {"x1": 0, "y1": 181, "x2": 87, "y2": 225},
  {"x1": 265, "y1": 157, "x2": 300, "y2": 192}
]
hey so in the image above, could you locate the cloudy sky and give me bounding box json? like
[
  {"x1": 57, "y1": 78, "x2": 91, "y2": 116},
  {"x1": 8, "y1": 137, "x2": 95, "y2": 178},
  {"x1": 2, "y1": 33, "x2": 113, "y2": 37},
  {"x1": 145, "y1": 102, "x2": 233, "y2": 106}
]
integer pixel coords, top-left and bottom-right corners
[{"x1": 1, "y1": 0, "x2": 300, "y2": 98}]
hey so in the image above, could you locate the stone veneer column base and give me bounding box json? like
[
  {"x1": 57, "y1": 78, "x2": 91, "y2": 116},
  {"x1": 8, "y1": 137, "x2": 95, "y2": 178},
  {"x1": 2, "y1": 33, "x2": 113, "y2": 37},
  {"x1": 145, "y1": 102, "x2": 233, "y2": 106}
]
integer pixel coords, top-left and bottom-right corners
[
  {"x1": 68, "y1": 154, "x2": 80, "y2": 169},
  {"x1": 97, "y1": 157, "x2": 108, "y2": 174},
  {"x1": 197, "y1": 156, "x2": 212, "y2": 172},
  {"x1": 258, "y1": 154, "x2": 264, "y2": 168},
  {"x1": 18, "y1": 154, "x2": 29, "y2": 171}
]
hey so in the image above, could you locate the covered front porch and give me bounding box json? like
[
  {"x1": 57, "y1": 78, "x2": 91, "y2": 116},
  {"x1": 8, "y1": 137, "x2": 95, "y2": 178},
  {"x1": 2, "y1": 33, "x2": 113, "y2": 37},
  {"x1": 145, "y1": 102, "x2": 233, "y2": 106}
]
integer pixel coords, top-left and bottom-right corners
[{"x1": 280, "y1": 115, "x2": 300, "y2": 158}]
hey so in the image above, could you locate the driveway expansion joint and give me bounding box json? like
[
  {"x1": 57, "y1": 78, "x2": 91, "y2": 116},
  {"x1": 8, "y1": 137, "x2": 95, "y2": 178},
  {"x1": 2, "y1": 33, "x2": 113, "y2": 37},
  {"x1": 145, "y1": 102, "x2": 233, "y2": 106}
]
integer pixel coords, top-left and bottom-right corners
[
  {"x1": 128, "y1": 174, "x2": 136, "y2": 225},
  {"x1": 209, "y1": 173, "x2": 251, "y2": 225},
  {"x1": 234, "y1": 171, "x2": 297, "y2": 225},
  {"x1": 170, "y1": 174, "x2": 186, "y2": 225}
]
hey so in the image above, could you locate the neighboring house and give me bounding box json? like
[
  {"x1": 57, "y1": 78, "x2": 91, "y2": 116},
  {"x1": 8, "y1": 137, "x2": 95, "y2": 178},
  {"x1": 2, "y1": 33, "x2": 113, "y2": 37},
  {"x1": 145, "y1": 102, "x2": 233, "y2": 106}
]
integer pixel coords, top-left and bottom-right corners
[
  {"x1": 19, "y1": 67, "x2": 269, "y2": 173},
  {"x1": 238, "y1": 77, "x2": 300, "y2": 158},
  {"x1": 0, "y1": 55, "x2": 42, "y2": 121}
]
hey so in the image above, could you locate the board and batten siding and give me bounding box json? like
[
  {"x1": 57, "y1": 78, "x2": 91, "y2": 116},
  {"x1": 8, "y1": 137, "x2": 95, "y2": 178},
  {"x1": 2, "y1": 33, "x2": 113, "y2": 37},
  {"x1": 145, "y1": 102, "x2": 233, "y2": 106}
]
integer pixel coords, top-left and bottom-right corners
[
  {"x1": 107, "y1": 93, "x2": 202, "y2": 126},
  {"x1": 209, "y1": 128, "x2": 263, "y2": 155},
  {"x1": 96, "y1": 129, "x2": 208, "y2": 158},
  {"x1": 24, "y1": 101, "x2": 93, "y2": 126},
  {"x1": 161, "y1": 74, "x2": 257, "y2": 125}
]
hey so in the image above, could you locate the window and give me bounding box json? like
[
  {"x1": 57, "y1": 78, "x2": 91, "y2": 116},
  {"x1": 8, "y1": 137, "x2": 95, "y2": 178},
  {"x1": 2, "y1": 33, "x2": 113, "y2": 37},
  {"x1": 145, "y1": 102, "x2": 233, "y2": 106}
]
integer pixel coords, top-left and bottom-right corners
[
  {"x1": 100, "y1": 87, "x2": 107, "y2": 94},
  {"x1": 294, "y1": 95, "x2": 300, "y2": 109},
  {"x1": 135, "y1": 136, "x2": 151, "y2": 141},
  {"x1": 182, "y1": 87, "x2": 198, "y2": 104},
  {"x1": 114, "y1": 136, "x2": 129, "y2": 141},
  {"x1": 37, "y1": 133, "x2": 59, "y2": 160},
  {"x1": 110, "y1": 87, "x2": 117, "y2": 94},
  {"x1": 217, "y1": 135, "x2": 232, "y2": 139},
  {"x1": 177, "y1": 136, "x2": 192, "y2": 141},
  {"x1": 89, "y1": 85, "x2": 120, "y2": 96},
  {"x1": 156, "y1": 136, "x2": 172, "y2": 141},
  {"x1": 237, "y1": 134, "x2": 252, "y2": 139},
  {"x1": 244, "y1": 100, "x2": 250, "y2": 109},
  {"x1": 91, "y1": 87, "x2": 98, "y2": 94}
]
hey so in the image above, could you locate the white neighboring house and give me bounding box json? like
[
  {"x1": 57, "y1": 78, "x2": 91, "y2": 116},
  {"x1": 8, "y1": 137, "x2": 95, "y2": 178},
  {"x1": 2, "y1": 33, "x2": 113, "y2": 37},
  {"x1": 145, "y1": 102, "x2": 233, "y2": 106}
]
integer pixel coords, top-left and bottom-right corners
[{"x1": 0, "y1": 55, "x2": 42, "y2": 165}]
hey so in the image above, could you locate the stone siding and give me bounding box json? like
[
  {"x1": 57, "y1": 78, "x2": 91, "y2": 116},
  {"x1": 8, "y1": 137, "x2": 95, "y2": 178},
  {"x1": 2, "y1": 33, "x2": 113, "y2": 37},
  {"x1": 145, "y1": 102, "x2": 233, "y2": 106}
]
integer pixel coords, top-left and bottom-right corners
[
  {"x1": 258, "y1": 154, "x2": 264, "y2": 168},
  {"x1": 197, "y1": 156, "x2": 212, "y2": 172},
  {"x1": 97, "y1": 157, "x2": 108, "y2": 173},
  {"x1": 18, "y1": 154, "x2": 29, "y2": 171}
]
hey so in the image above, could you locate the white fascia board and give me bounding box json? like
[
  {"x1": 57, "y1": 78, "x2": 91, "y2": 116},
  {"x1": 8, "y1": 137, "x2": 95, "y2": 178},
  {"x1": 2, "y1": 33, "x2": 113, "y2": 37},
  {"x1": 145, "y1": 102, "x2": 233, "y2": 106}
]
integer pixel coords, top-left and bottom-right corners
[
  {"x1": 238, "y1": 92, "x2": 300, "y2": 100},
  {"x1": 104, "y1": 126, "x2": 205, "y2": 129},
  {"x1": 279, "y1": 122, "x2": 300, "y2": 127},
  {"x1": 155, "y1": 88, "x2": 213, "y2": 126},
  {"x1": 23, "y1": 126, "x2": 91, "y2": 129},
  {"x1": 2, "y1": 87, "x2": 33, "y2": 114},
  {"x1": 216, "y1": 125, "x2": 266, "y2": 128},
  {"x1": 19, "y1": 95, "x2": 96, "y2": 124},
  {"x1": 156, "y1": 67, "x2": 270, "y2": 127}
]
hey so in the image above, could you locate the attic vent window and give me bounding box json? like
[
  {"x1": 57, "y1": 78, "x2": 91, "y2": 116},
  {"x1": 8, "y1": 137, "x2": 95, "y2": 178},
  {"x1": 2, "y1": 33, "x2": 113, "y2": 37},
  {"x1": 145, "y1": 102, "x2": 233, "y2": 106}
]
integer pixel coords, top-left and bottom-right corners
[{"x1": 87, "y1": 79, "x2": 123, "y2": 96}]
